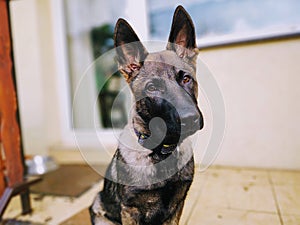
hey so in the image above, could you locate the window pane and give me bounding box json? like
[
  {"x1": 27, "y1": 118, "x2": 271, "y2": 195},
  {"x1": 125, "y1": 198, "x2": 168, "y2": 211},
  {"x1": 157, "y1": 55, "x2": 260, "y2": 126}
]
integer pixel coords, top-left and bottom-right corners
[
  {"x1": 64, "y1": 0, "x2": 129, "y2": 129},
  {"x1": 148, "y1": 0, "x2": 300, "y2": 44}
]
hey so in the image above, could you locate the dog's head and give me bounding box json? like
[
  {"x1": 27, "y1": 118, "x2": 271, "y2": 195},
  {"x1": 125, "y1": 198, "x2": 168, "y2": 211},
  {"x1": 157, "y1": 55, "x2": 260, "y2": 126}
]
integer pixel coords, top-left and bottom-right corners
[{"x1": 114, "y1": 6, "x2": 203, "y2": 154}]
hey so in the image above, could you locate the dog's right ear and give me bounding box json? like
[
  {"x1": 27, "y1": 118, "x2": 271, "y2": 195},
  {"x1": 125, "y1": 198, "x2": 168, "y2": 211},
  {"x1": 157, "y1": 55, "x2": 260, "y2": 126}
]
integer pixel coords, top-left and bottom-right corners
[
  {"x1": 114, "y1": 19, "x2": 148, "y2": 83},
  {"x1": 166, "y1": 6, "x2": 198, "y2": 60}
]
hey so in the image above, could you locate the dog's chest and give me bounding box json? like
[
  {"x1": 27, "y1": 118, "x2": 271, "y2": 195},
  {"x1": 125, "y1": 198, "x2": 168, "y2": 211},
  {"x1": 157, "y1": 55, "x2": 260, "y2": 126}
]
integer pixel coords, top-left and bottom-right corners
[
  {"x1": 122, "y1": 176, "x2": 192, "y2": 223},
  {"x1": 123, "y1": 168, "x2": 193, "y2": 204}
]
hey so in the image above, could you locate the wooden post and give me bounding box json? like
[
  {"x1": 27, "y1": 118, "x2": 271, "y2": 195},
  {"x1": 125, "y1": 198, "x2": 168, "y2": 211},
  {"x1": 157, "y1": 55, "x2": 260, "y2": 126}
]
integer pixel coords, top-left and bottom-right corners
[
  {"x1": 0, "y1": 0, "x2": 41, "y2": 218},
  {"x1": 0, "y1": 0, "x2": 24, "y2": 191}
]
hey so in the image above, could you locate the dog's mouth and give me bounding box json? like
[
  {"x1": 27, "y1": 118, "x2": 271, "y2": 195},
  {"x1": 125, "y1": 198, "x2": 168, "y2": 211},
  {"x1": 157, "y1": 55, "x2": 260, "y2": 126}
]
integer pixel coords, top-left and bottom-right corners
[
  {"x1": 161, "y1": 143, "x2": 178, "y2": 154},
  {"x1": 135, "y1": 129, "x2": 179, "y2": 155},
  {"x1": 135, "y1": 111, "x2": 203, "y2": 155}
]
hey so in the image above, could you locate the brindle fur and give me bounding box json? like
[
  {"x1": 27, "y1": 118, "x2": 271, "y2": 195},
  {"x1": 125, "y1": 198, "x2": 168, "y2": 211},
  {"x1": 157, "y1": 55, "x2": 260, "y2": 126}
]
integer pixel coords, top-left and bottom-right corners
[{"x1": 90, "y1": 6, "x2": 203, "y2": 225}]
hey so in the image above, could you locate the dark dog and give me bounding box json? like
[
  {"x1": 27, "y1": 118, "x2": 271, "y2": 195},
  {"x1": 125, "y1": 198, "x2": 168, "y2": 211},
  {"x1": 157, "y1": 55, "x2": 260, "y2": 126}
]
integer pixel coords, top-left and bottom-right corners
[{"x1": 90, "y1": 6, "x2": 203, "y2": 225}]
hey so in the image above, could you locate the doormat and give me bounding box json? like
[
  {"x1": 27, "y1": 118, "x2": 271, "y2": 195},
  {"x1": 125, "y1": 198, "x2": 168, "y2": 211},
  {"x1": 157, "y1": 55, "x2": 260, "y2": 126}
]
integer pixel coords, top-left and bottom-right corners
[
  {"x1": 30, "y1": 164, "x2": 106, "y2": 197},
  {"x1": 60, "y1": 208, "x2": 90, "y2": 225},
  {"x1": 0, "y1": 220, "x2": 43, "y2": 225}
]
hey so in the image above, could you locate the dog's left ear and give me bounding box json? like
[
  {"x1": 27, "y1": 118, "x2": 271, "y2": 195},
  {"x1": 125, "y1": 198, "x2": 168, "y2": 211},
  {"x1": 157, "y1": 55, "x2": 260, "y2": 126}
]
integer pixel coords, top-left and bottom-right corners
[
  {"x1": 167, "y1": 6, "x2": 199, "y2": 59},
  {"x1": 114, "y1": 19, "x2": 148, "y2": 83}
]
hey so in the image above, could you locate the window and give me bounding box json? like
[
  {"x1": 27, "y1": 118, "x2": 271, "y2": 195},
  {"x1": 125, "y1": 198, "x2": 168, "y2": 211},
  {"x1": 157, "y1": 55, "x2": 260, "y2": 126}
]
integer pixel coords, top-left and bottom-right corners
[
  {"x1": 65, "y1": 0, "x2": 300, "y2": 129},
  {"x1": 64, "y1": 0, "x2": 148, "y2": 129},
  {"x1": 148, "y1": 0, "x2": 300, "y2": 46}
]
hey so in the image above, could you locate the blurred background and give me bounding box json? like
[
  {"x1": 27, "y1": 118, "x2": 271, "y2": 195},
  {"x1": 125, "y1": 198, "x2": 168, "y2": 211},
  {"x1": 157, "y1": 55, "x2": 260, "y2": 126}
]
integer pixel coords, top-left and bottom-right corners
[
  {"x1": 2, "y1": 0, "x2": 300, "y2": 224},
  {"x1": 9, "y1": 0, "x2": 300, "y2": 169}
]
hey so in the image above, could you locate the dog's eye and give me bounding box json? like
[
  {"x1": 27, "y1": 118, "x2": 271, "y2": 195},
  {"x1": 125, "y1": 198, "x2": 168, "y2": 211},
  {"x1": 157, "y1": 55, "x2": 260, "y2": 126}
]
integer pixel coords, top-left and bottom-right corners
[
  {"x1": 182, "y1": 75, "x2": 192, "y2": 84},
  {"x1": 146, "y1": 83, "x2": 156, "y2": 92}
]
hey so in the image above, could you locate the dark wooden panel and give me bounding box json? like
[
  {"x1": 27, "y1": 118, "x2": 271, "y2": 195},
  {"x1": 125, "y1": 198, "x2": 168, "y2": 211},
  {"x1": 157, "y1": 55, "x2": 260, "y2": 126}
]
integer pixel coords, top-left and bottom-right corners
[{"x1": 0, "y1": 0, "x2": 24, "y2": 191}]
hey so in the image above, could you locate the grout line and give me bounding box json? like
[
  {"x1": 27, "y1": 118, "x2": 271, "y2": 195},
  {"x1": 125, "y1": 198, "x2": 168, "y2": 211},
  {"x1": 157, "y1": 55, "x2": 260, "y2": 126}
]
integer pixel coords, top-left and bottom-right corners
[
  {"x1": 268, "y1": 171, "x2": 284, "y2": 225},
  {"x1": 225, "y1": 207, "x2": 281, "y2": 215}
]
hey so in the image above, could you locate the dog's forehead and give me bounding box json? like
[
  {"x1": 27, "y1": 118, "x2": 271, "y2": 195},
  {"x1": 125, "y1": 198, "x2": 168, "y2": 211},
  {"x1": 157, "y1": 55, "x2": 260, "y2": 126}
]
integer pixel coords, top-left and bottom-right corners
[{"x1": 143, "y1": 50, "x2": 195, "y2": 75}]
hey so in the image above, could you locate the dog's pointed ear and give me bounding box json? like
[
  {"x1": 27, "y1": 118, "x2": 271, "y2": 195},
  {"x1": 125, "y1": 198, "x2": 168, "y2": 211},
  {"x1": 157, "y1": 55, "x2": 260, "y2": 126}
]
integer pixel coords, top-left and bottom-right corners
[
  {"x1": 167, "y1": 6, "x2": 199, "y2": 59},
  {"x1": 114, "y1": 19, "x2": 148, "y2": 82}
]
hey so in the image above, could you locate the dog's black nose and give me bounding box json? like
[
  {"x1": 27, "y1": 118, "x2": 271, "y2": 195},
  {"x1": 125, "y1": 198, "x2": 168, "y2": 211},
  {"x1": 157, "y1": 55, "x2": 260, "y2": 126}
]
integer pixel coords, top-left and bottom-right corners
[{"x1": 181, "y1": 112, "x2": 204, "y2": 134}]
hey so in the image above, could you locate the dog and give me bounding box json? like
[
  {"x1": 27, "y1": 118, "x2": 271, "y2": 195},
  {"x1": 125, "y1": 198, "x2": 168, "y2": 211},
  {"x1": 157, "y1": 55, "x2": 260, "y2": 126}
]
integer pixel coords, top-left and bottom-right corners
[{"x1": 90, "y1": 5, "x2": 204, "y2": 225}]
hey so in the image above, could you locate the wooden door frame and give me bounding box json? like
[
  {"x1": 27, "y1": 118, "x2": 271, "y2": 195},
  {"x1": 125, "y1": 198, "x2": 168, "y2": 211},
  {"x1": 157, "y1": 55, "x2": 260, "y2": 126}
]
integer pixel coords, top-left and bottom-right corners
[{"x1": 0, "y1": 0, "x2": 40, "y2": 218}]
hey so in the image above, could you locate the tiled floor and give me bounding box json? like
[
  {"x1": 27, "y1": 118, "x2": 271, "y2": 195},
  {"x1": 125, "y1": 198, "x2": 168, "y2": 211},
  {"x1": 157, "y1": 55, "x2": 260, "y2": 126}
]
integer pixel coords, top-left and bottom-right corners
[{"x1": 3, "y1": 166, "x2": 300, "y2": 225}]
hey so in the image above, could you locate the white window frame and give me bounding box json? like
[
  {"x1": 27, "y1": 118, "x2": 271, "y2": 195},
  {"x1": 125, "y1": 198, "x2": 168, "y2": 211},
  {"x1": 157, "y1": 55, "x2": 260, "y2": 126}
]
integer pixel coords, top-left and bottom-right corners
[{"x1": 47, "y1": 0, "x2": 149, "y2": 151}]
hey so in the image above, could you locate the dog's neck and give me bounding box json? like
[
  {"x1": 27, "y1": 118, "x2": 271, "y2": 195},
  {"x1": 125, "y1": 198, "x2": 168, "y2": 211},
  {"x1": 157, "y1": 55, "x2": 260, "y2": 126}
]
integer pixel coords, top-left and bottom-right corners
[{"x1": 118, "y1": 123, "x2": 193, "y2": 169}]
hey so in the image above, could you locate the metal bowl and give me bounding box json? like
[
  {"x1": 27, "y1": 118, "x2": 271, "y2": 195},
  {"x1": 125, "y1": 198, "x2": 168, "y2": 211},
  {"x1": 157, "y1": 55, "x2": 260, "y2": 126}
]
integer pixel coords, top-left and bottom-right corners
[{"x1": 26, "y1": 155, "x2": 58, "y2": 175}]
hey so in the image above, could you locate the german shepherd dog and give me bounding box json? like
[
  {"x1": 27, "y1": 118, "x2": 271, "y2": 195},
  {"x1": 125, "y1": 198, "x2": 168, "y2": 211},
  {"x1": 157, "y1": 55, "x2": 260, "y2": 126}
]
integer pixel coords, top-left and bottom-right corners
[{"x1": 90, "y1": 5, "x2": 204, "y2": 225}]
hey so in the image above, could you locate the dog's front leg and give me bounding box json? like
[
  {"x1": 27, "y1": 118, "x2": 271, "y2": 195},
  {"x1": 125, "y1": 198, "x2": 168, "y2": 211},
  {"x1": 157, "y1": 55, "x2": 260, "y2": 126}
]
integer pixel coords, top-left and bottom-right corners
[
  {"x1": 121, "y1": 204, "x2": 139, "y2": 225},
  {"x1": 162, "y1": 201, "x2": 184, "y2": 225},
  {"x1": 90, "y1": 194, "x2": 118, "y2": 225}
]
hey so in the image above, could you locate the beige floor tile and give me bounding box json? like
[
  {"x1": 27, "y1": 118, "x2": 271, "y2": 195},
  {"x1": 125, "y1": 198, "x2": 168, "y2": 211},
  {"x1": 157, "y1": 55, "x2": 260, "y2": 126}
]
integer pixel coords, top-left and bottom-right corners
[
  {"x1": 196, "y1": 168, "x2": 277, "y2": 213},
  {"x1": 270, "y1": 170, "x2": 300, "y2": 185},
  {"x1": 6, "y1": 167, "x2": 300, "y2": 225},
  {"x1": 274, "y1": 185, "x2": 300, "y2": 216},
  {"x1": 190, "y1": 168, "x2": 208, "y2": 191},
  {"x1": 2, "y1": 195, "x2": 23, "y2": 219},
  {"x1": 206, "y1": 167, "x2": 270, "y2": 184},
  {"x1": 3, "y1": 181, "x2": 103, "y2": 225},
  {"x1": 188, "y1": 206, "x2": 281, "y2": 225},
  {"x1": 282, "y1": 214, "x2": 300, "y2": 225}
]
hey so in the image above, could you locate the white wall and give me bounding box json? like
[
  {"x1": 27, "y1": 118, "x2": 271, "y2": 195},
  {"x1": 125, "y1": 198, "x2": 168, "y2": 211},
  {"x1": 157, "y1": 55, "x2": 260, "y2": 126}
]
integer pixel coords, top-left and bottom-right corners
[
  {"x1": 10, "y1": 0, "x2": 46, "y2": 155},
  {"x1": 200, "y1": 39, "x2": 300, "y2": 169},
  {"x1": 10, "y1": 0, "x2": 70, "y2": 155},
  {"x1": 9, "y1": 0, "x2": 300, "y2": 169}
]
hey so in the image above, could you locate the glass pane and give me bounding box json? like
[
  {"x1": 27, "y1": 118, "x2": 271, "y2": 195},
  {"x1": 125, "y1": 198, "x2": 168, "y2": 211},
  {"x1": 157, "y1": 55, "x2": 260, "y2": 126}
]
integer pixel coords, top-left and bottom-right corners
[
  {"x1": 64, "y1": 0, "x2": 129, "y2": 129},
  {"x1": 148, "y1": 0, "x2": 300, "y2": 43}
]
